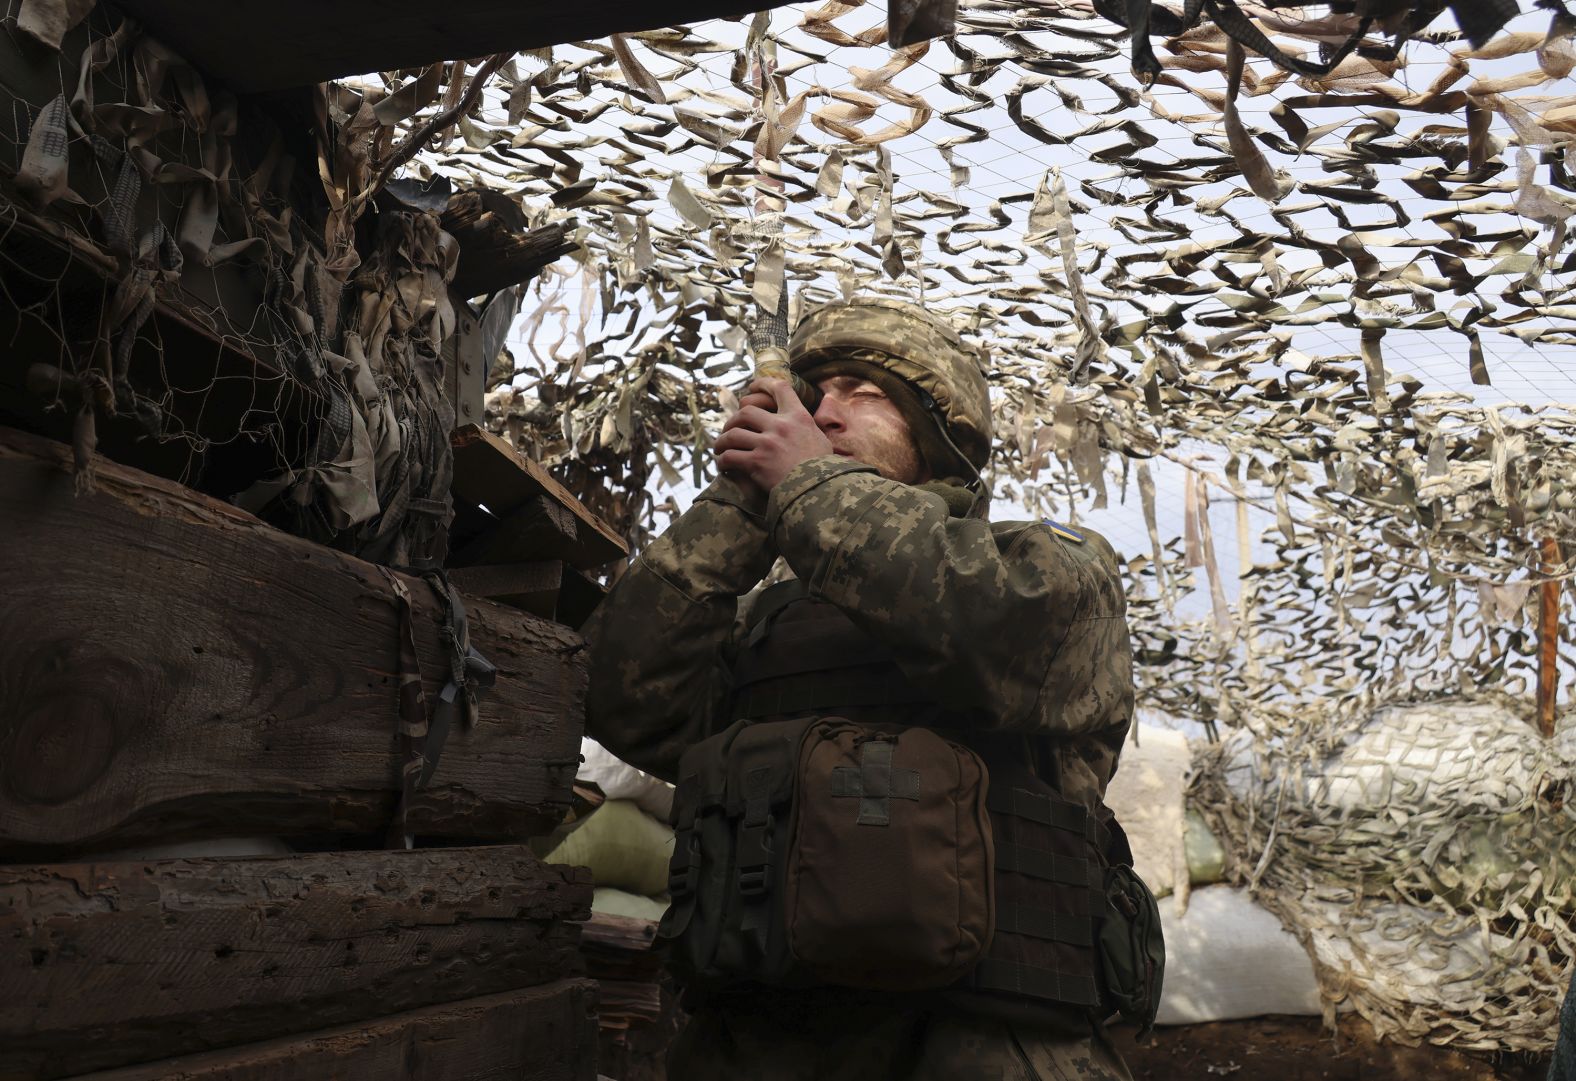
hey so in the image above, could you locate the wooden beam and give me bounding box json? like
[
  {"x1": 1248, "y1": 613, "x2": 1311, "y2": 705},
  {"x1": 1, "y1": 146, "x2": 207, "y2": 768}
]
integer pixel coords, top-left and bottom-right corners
[
  {"x1": 0, "y1": 427, "x2": 584, "y2": 855},
  {"x1": 2, "y1": 848, "x2": 592, "y2": 1080},
  {"x1": 105, "y1": 1, "x2": 800, "y2": 93},
  {"x1": 1540, "y1": 535, "x2": 1563, "y2": 739},
  {"x1": 57, "y1": 979, "x2": 599, "y2": 1081},
  {"x1": 452, "y1": 424, "x2": 628, "y2": 569}
]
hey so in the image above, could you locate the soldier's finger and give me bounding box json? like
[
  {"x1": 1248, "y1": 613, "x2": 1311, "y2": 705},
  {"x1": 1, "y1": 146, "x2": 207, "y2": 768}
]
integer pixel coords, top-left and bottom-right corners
[
  {"x1": 761, "y1": 377, "x2": 805, "y2": 417},
  {"x1": 721, "y1": 404, "x2": 775, "y2": 434},
  {"x1": 738, "y1": 391, "x2": 775, "y2": 413},
  {"x1": 712, "y1": 427, "x2": 761, "y2": 453},
  {"x1": 715, "y1": 449, "x2": 758, "y2": 477}
]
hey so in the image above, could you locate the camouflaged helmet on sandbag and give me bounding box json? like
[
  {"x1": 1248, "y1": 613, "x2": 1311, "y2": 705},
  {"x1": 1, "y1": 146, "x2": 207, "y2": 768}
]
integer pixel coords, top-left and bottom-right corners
[{"x1": 788, "y1": 299, "x2": 992, "y2": 483}]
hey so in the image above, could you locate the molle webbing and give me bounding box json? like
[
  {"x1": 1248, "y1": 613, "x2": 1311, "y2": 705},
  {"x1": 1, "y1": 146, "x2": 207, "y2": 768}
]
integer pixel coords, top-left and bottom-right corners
[
  {"x1": 964, "y1": 780, "x2": 1105, "y2": 1008},
  {"x1": 988, "y1": 786, "x2": 1099, "y2": 842},
  {"x1": 994, "y1": 902, "x2": 1095, "y2": 947},
  {"x1": 969, "y1": 959, "x2": 1099, "y2": 1008}
]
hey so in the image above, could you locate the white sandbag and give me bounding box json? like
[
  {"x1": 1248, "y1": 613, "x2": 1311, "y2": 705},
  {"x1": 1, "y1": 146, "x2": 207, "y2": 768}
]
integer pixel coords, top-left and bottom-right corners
[
  {"x1": 1220, "y1": 701, "x2": 1567, "y2": 819},
  {"x1": 580, "y1": 737, "x2": 676, "y2": 820},
  {"x1": 1156, "y1": 886, "x2": 1326, "y2": 1025},
  {"x1": 593, "y1": 886, "x2": 670, "y2": 923},
  {"x1": 546, "y1": 799, "x2": 675, "y2": 896},
  {"x1": 1105, "y1": 723, "x2": 1190, "y2": 898}
]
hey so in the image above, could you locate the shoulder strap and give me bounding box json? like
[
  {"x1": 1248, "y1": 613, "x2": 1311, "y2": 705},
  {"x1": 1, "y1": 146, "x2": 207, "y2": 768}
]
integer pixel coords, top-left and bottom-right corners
[{"x1": 743, "y1": 578, "x2": 811, "y2": 646}]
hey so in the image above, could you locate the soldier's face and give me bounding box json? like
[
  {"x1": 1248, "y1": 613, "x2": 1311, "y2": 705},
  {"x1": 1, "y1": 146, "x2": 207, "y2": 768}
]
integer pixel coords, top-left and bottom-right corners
[{"x1": 812, "y1": 375, "x2": 930, "y2": 485}]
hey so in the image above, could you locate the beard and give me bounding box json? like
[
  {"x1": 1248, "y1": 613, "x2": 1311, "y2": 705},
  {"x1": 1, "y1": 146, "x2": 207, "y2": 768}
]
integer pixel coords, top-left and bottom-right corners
[{"x1": 834, "y1": 427, "x2": 927, "y2": 485}]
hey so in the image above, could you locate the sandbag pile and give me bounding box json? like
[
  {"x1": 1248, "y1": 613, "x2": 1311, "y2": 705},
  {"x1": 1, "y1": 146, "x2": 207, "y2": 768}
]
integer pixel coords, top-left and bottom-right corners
[
  {"x1": 1191, "y1": 700, "x2": 1576, "y2": 1052},
  {"x1": 553, "y1": 738, "x2": 677, "y2": 922},
  {"x1": 1105, "y1": 723, "x2": 1325, "y2": 1026}
]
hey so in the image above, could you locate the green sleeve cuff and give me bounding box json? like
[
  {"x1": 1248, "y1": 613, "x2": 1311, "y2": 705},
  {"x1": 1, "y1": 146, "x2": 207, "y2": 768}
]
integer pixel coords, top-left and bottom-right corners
[{"x1": 695, "y1": 471, "x2": 768, "y2": 523}]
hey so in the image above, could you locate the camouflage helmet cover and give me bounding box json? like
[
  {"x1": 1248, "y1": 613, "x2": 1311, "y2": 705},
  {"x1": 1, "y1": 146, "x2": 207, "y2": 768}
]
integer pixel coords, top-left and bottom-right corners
[{"x1": 787, "y1": 298, "x2": 993, "y2": 476}]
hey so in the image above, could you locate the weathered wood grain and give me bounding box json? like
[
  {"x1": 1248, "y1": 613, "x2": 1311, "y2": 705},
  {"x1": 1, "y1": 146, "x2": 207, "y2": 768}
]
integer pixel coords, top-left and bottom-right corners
[
  {"x1": 59, "y1": 979, "x2": 599, "y2": 1081},
  {"x1": 0, "y1": 427, "x2": 585, "y2": 854},
  {"x1": 452, "y1": 424, "x2": 628, "y2": 569},
  {"x1": 1, "y1": 848, "x2": 593, "y2": 1080}
]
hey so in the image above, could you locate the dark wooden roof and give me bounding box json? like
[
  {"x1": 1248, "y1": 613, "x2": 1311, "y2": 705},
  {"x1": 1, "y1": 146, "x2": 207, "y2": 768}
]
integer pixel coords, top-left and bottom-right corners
[{"x1": 106, "y1": 0, "x2": 794, "y2": 93}]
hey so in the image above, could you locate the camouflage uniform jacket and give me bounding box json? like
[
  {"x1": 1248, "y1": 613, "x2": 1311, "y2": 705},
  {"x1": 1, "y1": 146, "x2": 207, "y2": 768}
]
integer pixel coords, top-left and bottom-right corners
[{"x1": 584, "y1": 455, "x2": 1135, "y2": 812}]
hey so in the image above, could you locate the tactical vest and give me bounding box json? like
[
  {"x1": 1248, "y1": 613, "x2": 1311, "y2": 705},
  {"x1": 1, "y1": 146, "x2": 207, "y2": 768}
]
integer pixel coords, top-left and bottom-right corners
[{"x1": 711, "y1": 579, "x2": 1112, "y2": 1018}]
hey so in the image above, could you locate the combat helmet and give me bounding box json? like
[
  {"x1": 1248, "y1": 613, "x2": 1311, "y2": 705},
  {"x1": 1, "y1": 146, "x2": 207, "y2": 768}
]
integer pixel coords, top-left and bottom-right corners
[{"x1": 787, "y1": 298, "x2": 992, "y2": 487}]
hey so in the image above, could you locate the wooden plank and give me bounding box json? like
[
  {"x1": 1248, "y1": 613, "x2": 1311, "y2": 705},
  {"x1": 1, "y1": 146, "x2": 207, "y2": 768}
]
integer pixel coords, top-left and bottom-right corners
[
  {"x1": 59, "y1": 979, "x2": 599, "y2": 1081},
  {"x1": 106, "y1": 1, "x2": 799, "y2": 93},
  {"x1": 452, "y1": 424, "x2": 627, "y2": 569},
  {"x1": 0, "y1": 427, "x2": 584, "y2": 855},
  {"x1": 448, "y1": 561, "x2": 565, "y2": 619},
  {"x1": 1, "y1": 849, "x2": 593, "y2": 1080},
  {"x1": 452, "y1": 495, "x2": 581, "y2": 568}
]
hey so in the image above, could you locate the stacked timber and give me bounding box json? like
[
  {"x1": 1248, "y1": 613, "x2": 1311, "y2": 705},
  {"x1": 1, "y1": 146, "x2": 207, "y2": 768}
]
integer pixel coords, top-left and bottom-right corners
[
  {"x1": 581, "y1": 916, "x2": 683, "y2": 1081},
  {"x1": 0, "y1": 427, "x2": 609, "y2": 1080},
  {"x1": 1, "y1": 4, "x2": 645, "y2": 1079},
  {"x1": 449, "y1": 423, "x2": 628, "y2": 629}
]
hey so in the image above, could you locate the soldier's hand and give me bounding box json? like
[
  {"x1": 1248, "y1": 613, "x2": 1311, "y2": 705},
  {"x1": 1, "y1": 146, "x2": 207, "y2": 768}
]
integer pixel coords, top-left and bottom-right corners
[
  {"x1": 736, "y1": 385, "x2": 777, "y2": 414},
  {"x1": 715, "y1": 378, "x2": 833, "y2": 492},
  {"x1": 717, "y1": 383, "x2": 779, "y2": 499}
]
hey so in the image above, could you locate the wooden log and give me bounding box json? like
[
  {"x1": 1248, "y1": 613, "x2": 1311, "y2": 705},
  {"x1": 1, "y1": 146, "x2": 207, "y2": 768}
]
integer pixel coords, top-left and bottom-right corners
[
  {"x1": 59, "y1": 979, "x2": 599, "y2": 1081},
  {"x1": 452, "y1": 424, "x2": 628, "y2": 569},
  {"x1": 0, "y1": 427, "x2": 585, "y2": 855},
  {"x1": 1, "y1": 848, "x2": 593, "y2": 1080},
  {"x1": 107, "y1": 0, "x2": 800, "y2": 92}
]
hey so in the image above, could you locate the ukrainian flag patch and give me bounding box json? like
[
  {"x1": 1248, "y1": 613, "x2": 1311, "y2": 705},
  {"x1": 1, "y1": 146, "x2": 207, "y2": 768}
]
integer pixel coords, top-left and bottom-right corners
[{"x1": 1044, "y1": 520, "x2": 1086, "y2": 544}]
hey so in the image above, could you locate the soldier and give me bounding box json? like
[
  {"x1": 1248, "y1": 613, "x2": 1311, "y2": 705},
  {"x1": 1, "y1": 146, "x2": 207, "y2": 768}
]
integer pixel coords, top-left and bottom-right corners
[{"x1": 584, "y1": 298, "x2": 1152, "y2": 1080}]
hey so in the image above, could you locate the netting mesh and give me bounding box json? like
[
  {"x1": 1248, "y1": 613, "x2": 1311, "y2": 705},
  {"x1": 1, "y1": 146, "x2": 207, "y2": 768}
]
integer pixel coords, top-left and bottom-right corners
[
  {"x1": 406, "y1": 1, "x2": 1576, "y2": 733},
  {"x1": 0, "y1": 5, "x2": 469, "y2": 568}
]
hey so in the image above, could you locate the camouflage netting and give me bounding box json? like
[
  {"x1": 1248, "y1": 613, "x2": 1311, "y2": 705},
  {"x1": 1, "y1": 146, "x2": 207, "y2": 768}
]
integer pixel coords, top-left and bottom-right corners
[
  {"x1": 7, "y1": 0, "x2": 1575, "y2": 1051},
  {"x1": 1192, "y1": 699, "x2": 1575, "y2": 1051},
  {"x1": 391, "y1": 0, "x2": 1576, "y2": 1048}
]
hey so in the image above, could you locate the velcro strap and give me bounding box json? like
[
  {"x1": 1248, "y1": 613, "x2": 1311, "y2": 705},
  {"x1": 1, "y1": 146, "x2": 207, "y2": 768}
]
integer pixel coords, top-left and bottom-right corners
[
  {"x1": 672, "y1": 775, "x2": 700, "y2": 830},
  {"x1": 970, "y1": 959, "x2": 1100, "y2": 1008},
  {"x1": 828, "y1": 765, "x2": 921, "y2": 800},
  {"x1": 667, "y1": 832, "x2": 700, "y2": 899},
  {"x1": 733, "y1": 668, "x2": 932, "y2": 719},
  {"x1": 993, "y1": 902, "x2": 1094, "y2": 947},
  {"x1": 988, "y1": 786, "x2": 1095, "y2": 840},
  {"x1": 994, "y1": 841, "x2": 1100, "y2": 889}
]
